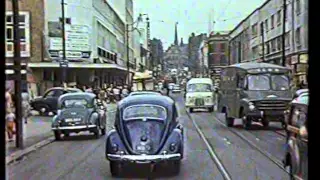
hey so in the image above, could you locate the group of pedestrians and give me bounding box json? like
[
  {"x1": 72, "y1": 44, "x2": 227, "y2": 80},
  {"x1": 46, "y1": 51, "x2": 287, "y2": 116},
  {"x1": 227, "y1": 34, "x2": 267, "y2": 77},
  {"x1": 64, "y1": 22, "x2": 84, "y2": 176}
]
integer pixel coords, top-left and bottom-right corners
[
  {"x1": 81, "y1": 84, "x2": 132, "y2": 103},
  {"x1": 5, "y1": 87, "x2": 31, "y2": 142}
]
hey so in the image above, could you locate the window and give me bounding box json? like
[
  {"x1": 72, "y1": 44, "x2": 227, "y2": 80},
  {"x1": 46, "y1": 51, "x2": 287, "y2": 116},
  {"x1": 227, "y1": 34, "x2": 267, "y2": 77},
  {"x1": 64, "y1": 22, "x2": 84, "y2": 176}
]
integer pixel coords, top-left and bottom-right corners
[
  {"x1": 220, "y1": 55, "x2": 227, "y2": 64},
  {"x1": 296, "y1": 0, "x2": 301, "y2": 15},
  {"x1": 271, "y1": 39, "x2": 276, "y2": 52},
  {"x1": 123, "y1": 105, "x2": 167, "y2": 120},
  {"x1": 252, "y1": 46, "x2": 259, "y2": 58},
  {"x1": 266, "y1": 42, "x2": 270, "y2": 54},
  {"x1": 45, "y1": 90, "x2": 56, "y2": 98},
  {"x1": 220, "y1": 43, "x2": 226, "y2": 52},
  {"x1": 265, "y1": 19, "x2": 268, "y2": 31},
  {"x1": 277, "y1": 37, "x2": 282, "y2": 51},
  {"x1": 251, "y1": 24, "x2": 258, "y2": 38},
  {"x1": 271, "y1": 15, "x2": 275, "y2": 29},
  {"x1": 247, "y1": 75, "x2": 270, "y2": 90},
  {"x1": 277, "y1": 10, "x2": 281, "y2": 25},
  {"x1": 296, "y1": 27, "x2": 301, "y2": 45},
  {"x1": 285, "y1": 32, "x2": 290, "y2": 47},
  {"x1": 271, "y1": 75, "x2": 289, "y2": 91},
  {"x1": 5, "y1": 12, "x2": 30, "y2": 57},
  {"x1": 285, "y1": 5, "x2": 288, "y2": 21},
  {"x1": 260, "y1": 23, "x2": 264, "y2": 35}
]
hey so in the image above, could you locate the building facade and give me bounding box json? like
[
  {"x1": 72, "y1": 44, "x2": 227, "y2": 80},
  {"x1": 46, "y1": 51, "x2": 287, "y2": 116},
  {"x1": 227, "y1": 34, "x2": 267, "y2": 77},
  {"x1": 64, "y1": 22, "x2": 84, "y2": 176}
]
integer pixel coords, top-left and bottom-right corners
[
  {"x1": 207, "y1": 31, "x2": 230, "y2": 67},
  {"x1": 229, "y1": 0, "x2": 308, "y2": 85},
  {"x1": 188, "y1": 33, "x2": 207, "y2": 73},
  {"x1": 12, "y1": 0, "x2": 136, "y2": 95},
  {"x1": 150, "y1": 38, "x2": 164, "y2": 77},
  {"x1": 5, "y1": 0, "x2": 46, "y2": 96}
]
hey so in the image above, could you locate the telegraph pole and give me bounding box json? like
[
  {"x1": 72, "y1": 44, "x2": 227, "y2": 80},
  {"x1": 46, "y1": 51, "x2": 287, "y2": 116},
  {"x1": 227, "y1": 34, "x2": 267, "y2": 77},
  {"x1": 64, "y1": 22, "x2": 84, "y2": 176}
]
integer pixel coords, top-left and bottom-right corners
[
  {"x1": 282, "y1": 0, "x2": 286, "y2": 66},
  {"x1": 126, "y1": 23, "x2": 130, "y2": 85},
  {"x1": 61, "y1": 0, "x2": 68, "y2": 85},
  {"x1": 12, "y1": 0, "x2": 23, "y2": 149}
]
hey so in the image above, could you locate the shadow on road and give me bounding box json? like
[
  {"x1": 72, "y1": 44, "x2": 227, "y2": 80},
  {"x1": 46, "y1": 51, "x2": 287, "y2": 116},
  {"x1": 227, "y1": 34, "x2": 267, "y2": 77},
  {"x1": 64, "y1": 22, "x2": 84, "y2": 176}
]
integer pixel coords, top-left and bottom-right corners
[
  {"x1": 111, "y1": 163, "x2": 180, "y2": 179},
  {"x1": 59, "y1": 134, "x2": 105, "y2": 141}
]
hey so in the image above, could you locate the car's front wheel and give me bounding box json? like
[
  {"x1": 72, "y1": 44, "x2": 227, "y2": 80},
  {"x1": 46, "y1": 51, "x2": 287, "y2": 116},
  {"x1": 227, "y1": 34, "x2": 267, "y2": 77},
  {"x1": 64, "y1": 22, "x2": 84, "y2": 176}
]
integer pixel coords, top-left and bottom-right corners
[
  {"x1": 110, "y1": 161, "x2": 121, "y2": 177},
  {"x1": 208, "y1": 107, "x2": 214, "y2": 112},
  {"x1": 170, "y1": 160, "x2": 181, "y2": 175},
  {"x1": 54, "y1": 131, "x2": 61, "y2": 141}
]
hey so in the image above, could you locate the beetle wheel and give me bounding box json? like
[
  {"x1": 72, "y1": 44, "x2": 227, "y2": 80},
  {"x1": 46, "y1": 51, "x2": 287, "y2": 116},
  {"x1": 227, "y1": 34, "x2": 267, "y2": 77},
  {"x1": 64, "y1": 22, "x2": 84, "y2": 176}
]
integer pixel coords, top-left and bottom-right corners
[
  {"x1": 110, "y1": 161, "x2": 121, "y2": 177},
  {"x1": 170, "y1": 160, "x2": 181, "y2": 175}
]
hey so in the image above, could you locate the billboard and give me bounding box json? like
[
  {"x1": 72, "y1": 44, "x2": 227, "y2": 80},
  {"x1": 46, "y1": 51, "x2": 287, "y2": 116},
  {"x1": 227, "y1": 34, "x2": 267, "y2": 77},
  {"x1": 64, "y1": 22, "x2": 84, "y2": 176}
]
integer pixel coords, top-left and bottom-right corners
[{"x1": 48, "y1": 22, "x2": 91, "y2": 61}]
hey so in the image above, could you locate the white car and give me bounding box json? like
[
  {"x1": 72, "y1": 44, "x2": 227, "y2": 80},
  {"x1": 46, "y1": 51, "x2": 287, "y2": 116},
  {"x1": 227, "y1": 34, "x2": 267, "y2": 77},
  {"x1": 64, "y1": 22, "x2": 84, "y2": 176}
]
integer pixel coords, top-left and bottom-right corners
[
  {"x1": 185, "y1": 78, "x2": 215, "y2": 113},
  {"x1": 172, "y1": 84, "x2": 181, "y2": 93}
]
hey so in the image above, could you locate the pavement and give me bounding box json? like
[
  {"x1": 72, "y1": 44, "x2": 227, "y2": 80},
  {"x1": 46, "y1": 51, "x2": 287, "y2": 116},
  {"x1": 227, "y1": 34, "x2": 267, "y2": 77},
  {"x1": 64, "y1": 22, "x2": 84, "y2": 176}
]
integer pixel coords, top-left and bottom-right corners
[
  {"x1": 6, "y1": 103, "x2": 117, "y2": 165},
  {"x1": 7, "y1": 94, "x2": 290, "y2": 179}
]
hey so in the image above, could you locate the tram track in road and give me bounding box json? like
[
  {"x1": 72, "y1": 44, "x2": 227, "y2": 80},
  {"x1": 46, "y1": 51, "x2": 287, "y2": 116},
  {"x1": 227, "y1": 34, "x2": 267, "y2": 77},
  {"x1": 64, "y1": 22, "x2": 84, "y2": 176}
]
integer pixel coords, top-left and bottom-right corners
[
  {"x1": 185, "y1": 110, "x2": 232, "y2": 180},
  {"x1": 213, "y1": 114, "x2": 290, "y2": 176}
]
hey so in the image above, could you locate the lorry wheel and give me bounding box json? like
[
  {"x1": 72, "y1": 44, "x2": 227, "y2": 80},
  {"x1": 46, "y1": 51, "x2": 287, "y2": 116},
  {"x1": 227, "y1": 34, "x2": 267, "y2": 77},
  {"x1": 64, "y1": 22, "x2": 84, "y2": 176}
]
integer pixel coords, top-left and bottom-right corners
[
  {"x1": 208, "y1": 107, "x2": 214, "y2": 112},
  {"x1": 225, "y1": 111, "x2": 234, "y2": 127},
  {"x1": 242, "y1": 116, "x2": 252, "y2": 130},
  {"x1": 262, "y1": 118, "x2": 269, "y2": 127},
  {"x1": 189, "y1": 108, "x2": 194, "y2": 113}
]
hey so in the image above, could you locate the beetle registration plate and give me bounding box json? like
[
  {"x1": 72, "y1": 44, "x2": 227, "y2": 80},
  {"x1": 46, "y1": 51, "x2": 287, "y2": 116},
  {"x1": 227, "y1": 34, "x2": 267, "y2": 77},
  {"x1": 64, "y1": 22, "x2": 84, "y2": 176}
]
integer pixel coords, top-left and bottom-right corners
[
  {"x1": 65, "y1": 118, "x2": 81, "y2": 122},
  {"x1": 137, "y1": 145, "x2": 146, "y2": 151}
]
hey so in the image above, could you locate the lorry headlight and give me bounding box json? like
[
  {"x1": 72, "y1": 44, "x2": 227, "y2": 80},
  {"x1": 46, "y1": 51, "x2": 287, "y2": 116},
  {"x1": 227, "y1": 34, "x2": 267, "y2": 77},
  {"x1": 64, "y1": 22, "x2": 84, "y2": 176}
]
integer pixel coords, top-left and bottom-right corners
[{"x1": 248, "y1": 102, "x2": 255, "y2": 111}]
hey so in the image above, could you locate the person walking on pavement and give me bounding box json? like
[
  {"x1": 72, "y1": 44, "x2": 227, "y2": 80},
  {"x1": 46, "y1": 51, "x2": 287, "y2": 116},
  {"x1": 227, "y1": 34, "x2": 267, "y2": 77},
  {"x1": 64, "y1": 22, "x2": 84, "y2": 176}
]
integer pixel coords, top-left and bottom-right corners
[
  {"x1": 22, "y1": 88, "x2": 31, "y2": 124},
  {"x1": 163, "y1": 79, "x2": 170, "y2": 96},
  {"x1": 6, "y1": 88, "x2": 15, "y2": 142}
]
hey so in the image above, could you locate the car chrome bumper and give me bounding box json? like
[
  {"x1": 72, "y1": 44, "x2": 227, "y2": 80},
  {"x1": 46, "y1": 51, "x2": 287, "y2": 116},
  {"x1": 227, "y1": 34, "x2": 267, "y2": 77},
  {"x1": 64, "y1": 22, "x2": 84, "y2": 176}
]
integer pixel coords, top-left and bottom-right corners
[
  {"x1": 107, "y1": 153, "x2": 181, "y2": 163},
  {"x1": 52, "y1": 125, "x2": 97, "y2": 130}
]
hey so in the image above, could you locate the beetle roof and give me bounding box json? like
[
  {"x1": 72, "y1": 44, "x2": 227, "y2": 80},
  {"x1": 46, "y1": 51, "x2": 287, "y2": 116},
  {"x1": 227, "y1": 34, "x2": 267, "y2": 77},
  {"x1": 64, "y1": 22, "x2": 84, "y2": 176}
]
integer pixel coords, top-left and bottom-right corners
[
  {"x1": 58, "y1": 92, "x2": 96, "y2": 102},
  {"x1": 118, "y1": 94, "x2": 174, "y2": 109},
  {"x1": 229, "y1": 62, "x2": 289, "y2": 70}
]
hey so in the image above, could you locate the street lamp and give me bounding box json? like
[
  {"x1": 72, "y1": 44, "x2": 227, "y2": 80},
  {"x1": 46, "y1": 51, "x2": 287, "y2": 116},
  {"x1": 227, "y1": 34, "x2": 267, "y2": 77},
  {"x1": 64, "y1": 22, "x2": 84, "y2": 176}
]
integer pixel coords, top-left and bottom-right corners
[{"x1": 126, "y1": 13, "x2": 149, "y2": 85}]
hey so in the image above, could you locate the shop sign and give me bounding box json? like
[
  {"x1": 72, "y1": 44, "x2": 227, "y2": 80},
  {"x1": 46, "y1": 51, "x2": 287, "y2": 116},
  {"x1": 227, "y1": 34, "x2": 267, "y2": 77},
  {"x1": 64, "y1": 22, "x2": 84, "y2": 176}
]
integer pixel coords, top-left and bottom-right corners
[
  {"x1": 296, "y1": 64, "x2": 308, "y2": 72},
  {"x1": 299, "y1": 54, "x2": 308, "y2": 64},
  {"x1": 291, "y1": 55, "x2": 298, "y2": 65}
]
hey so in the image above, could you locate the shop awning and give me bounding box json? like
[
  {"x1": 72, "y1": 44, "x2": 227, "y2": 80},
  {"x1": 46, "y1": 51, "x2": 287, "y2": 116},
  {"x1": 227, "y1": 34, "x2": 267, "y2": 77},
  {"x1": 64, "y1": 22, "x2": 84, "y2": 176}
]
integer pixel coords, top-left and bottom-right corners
[{"x1": 28, "y1": 62, "x2": 135, "y2": 73}]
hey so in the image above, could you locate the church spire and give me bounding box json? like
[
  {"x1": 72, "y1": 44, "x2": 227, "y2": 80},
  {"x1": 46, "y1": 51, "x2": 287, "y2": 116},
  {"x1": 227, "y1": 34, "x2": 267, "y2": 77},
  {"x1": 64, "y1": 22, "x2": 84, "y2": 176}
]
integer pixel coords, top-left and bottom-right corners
[{"x1": 174, "y1": 22, "x2": 178, "y2": 45}]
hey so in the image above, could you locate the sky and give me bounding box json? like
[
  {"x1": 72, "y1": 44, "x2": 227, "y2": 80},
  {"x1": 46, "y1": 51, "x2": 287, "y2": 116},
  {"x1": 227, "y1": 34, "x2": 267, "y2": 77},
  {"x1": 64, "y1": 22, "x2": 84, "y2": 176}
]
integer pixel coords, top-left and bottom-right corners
[{"x1": 133, "y1": 0, "x2": 266, "y2": 50}]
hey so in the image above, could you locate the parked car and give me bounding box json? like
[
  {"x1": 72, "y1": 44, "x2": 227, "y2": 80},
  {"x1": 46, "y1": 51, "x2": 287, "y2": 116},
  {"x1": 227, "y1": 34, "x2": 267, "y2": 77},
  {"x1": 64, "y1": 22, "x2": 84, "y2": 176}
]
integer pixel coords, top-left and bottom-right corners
[
  {"x1": 283, "y1": 90, "x2": 308, "y2": 180},
  {"x1": 172, "y1": 84, "x2": 181, "y2": 93},
  {"x1": 30, "y1": 87, "x2": 82, "y2": 116},
  {"x1": 128, "y1": 91, "x2": 162, "y2": 97},
  {"x1": 218, "y1": 62, "x2": 292, "y2": 129},
  {"x1": 51, "y1": 92, "x2": 106, "y2": 140},
  {"x1": 105, "y1": 95, "x2": 184, "y2": 177},
  {"x1": 185, "y1": 78, "x2": 215, "y2": 113}
]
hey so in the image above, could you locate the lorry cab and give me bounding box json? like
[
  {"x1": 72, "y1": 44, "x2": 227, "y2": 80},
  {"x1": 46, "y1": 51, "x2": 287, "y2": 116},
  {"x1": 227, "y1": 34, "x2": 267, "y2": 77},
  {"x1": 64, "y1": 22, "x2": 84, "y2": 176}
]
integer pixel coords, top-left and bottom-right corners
[
  {"x1": 218, "y1": 62, "x2": 292, "y2": 129},
  {"x1": 185, "y1": 78, "x2": 215, "y2": 113}
]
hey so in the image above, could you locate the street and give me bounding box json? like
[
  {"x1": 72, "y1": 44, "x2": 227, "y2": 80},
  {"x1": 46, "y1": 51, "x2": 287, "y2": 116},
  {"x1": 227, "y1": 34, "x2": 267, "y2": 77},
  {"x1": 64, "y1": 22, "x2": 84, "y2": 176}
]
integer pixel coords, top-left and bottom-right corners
[{"x1": 7, "y1": 93, "x2": 290, "y2": 180}]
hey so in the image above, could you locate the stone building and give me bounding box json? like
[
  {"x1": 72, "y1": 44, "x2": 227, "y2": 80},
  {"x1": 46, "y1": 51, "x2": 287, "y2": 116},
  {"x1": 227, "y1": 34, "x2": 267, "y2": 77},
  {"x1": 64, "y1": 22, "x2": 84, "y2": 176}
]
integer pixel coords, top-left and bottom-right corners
[
  {"x1": 150, "y1": 38, "x2": 164, "y2": 77},
  {"x1": 163, "y1": 23, "x2": 188, "y2": 73},
  {"x1": 188, "y1": 33, "x2": 207, "y2": 73},
  {"x1": 229, "y1": 0, "x2": 308, "y2": 85}
]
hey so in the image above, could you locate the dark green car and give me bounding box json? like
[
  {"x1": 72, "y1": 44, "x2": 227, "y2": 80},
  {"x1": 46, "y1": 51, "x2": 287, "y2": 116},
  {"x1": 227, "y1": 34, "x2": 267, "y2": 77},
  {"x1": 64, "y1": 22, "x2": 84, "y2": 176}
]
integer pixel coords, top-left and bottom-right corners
[{"x1": 217, "y1": 62, "x2": 292, "y2": 130}]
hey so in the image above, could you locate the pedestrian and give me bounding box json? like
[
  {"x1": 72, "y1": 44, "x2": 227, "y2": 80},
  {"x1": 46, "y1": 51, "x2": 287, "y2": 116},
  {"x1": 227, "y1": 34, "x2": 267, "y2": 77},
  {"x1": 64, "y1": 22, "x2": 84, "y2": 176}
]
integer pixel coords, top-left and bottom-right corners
[
  {"x1": 113, "y1": 85, "x2": 120, "y2": 101},
  {"x1": 163, "y1": 79, "x2": 170, "y2": 96},
  {"x1": 22, "y1": 88, "x2": 31, "y2": 124}
]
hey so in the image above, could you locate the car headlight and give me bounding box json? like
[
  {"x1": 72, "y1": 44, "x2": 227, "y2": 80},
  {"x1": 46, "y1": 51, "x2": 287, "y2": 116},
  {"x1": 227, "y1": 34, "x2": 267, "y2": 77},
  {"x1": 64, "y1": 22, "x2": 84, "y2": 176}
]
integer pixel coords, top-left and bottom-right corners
[
  {"x1": 205, "y1": 96, "x2": 212, "y2": 102},
  {"x1": 169, "y1": 143, "x2": 177, "y2": 152},
  {"x1": 248, "y1": 102, "x2": 255, "y2": 111},
  {"x1": 111, "y1": 144, "x2": 118, "y2": 152},
  {"x1": 187, "y1": 96, "x2": 195, "y2": 102}
]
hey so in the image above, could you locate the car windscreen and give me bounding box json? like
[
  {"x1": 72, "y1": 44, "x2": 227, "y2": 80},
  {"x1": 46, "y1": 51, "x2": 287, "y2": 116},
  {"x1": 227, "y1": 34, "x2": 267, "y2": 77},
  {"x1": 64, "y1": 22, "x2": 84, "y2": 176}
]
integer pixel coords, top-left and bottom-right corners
[
  {"x1": 123, "y1": 105, "x2": 167, "y2": 120},
  {"x1": 187, "y1": 83, "x2": 212, "y2": 92},
  {"x1": 271, "y1": 75, "x2": 290, "y2": 91},
  {"x1": 247, "y1": 75, "x2": 270, "y2": 90},
  {"x1": 61, "y1": 99, "x2": 89, "y2": 108}
]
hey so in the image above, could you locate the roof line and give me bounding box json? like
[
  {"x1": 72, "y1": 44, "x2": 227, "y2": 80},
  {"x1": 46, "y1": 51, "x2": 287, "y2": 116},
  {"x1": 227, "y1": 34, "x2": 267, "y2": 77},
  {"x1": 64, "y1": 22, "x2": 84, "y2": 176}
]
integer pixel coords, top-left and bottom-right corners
[{"x1": 228, "y1": 0, "x2": 272, "y2": 36}]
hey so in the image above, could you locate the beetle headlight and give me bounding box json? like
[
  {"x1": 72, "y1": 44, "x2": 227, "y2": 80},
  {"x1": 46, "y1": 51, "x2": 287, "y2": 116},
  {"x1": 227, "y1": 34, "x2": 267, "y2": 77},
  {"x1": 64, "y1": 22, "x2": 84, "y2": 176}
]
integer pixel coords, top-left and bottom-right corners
[
  {"x1": 111, "y1": 144, "x2": 118, "y2": 152},
  {"x1": 248, "y1": 102, "x2": 255, "y2": 111},
  {"x1": 169, "y1": 143, "x2": 177, "y2": 152}
]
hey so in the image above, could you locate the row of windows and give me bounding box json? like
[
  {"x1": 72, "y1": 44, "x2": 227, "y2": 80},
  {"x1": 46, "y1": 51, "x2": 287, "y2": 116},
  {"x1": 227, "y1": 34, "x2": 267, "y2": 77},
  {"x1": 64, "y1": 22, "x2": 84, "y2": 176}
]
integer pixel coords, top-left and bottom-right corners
[
  {"x1": 252, "y1": 0, "x2": 302, "y2": 37},
  {"x1": 209, "y1": 43, "x2": 227, "y2": 53},
  {"x1": 97, "y1": 47, "x2": 117, "y2": 62}
]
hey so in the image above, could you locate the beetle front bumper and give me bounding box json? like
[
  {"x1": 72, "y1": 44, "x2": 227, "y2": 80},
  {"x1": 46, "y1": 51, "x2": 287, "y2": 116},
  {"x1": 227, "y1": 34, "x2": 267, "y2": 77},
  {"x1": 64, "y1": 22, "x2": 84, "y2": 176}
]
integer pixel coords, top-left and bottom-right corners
[
  {"x1": 107, "y1": 153, "x2": 181, "y2": 163},
  {"x1": 52, "y1": 125, "x2": 97, "y2": 130}
]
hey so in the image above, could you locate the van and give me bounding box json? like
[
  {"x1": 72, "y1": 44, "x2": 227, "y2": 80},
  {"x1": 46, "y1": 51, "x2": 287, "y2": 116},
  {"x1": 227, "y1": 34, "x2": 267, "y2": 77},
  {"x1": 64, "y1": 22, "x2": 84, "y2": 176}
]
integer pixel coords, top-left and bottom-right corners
[
  {"x1": 185, "y1": 78, "x2": 215, "y2": 113},
  {"x1": 218, "y1": 62, "x2": 292, "y2": 129}
]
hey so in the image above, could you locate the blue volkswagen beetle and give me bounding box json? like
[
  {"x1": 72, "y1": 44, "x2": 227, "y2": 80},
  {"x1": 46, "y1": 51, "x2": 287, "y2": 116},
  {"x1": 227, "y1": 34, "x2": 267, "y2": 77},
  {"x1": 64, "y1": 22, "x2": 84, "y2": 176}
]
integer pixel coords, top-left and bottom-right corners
[{"x1": 106, "y1": 94, "x2": 184, "y2": 177}]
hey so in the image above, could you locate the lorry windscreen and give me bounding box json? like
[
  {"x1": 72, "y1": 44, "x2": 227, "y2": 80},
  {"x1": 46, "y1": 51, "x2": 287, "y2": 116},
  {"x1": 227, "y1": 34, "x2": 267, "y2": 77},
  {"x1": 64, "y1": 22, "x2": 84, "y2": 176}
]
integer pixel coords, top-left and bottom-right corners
[{"x1": 247, "y1": 74, "x2": 290, "y2": 91}]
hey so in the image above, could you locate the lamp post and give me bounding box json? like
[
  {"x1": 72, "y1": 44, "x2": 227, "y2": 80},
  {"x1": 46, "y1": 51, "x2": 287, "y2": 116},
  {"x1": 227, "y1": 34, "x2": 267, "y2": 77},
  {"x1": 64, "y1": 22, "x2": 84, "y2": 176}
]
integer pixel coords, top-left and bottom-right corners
[
  {"x1": 126, "y1": 13, "x2": 149, "y2": 85},
  {"x1": 60, "y1": 0, "x2": 68, "y2": 85}
]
